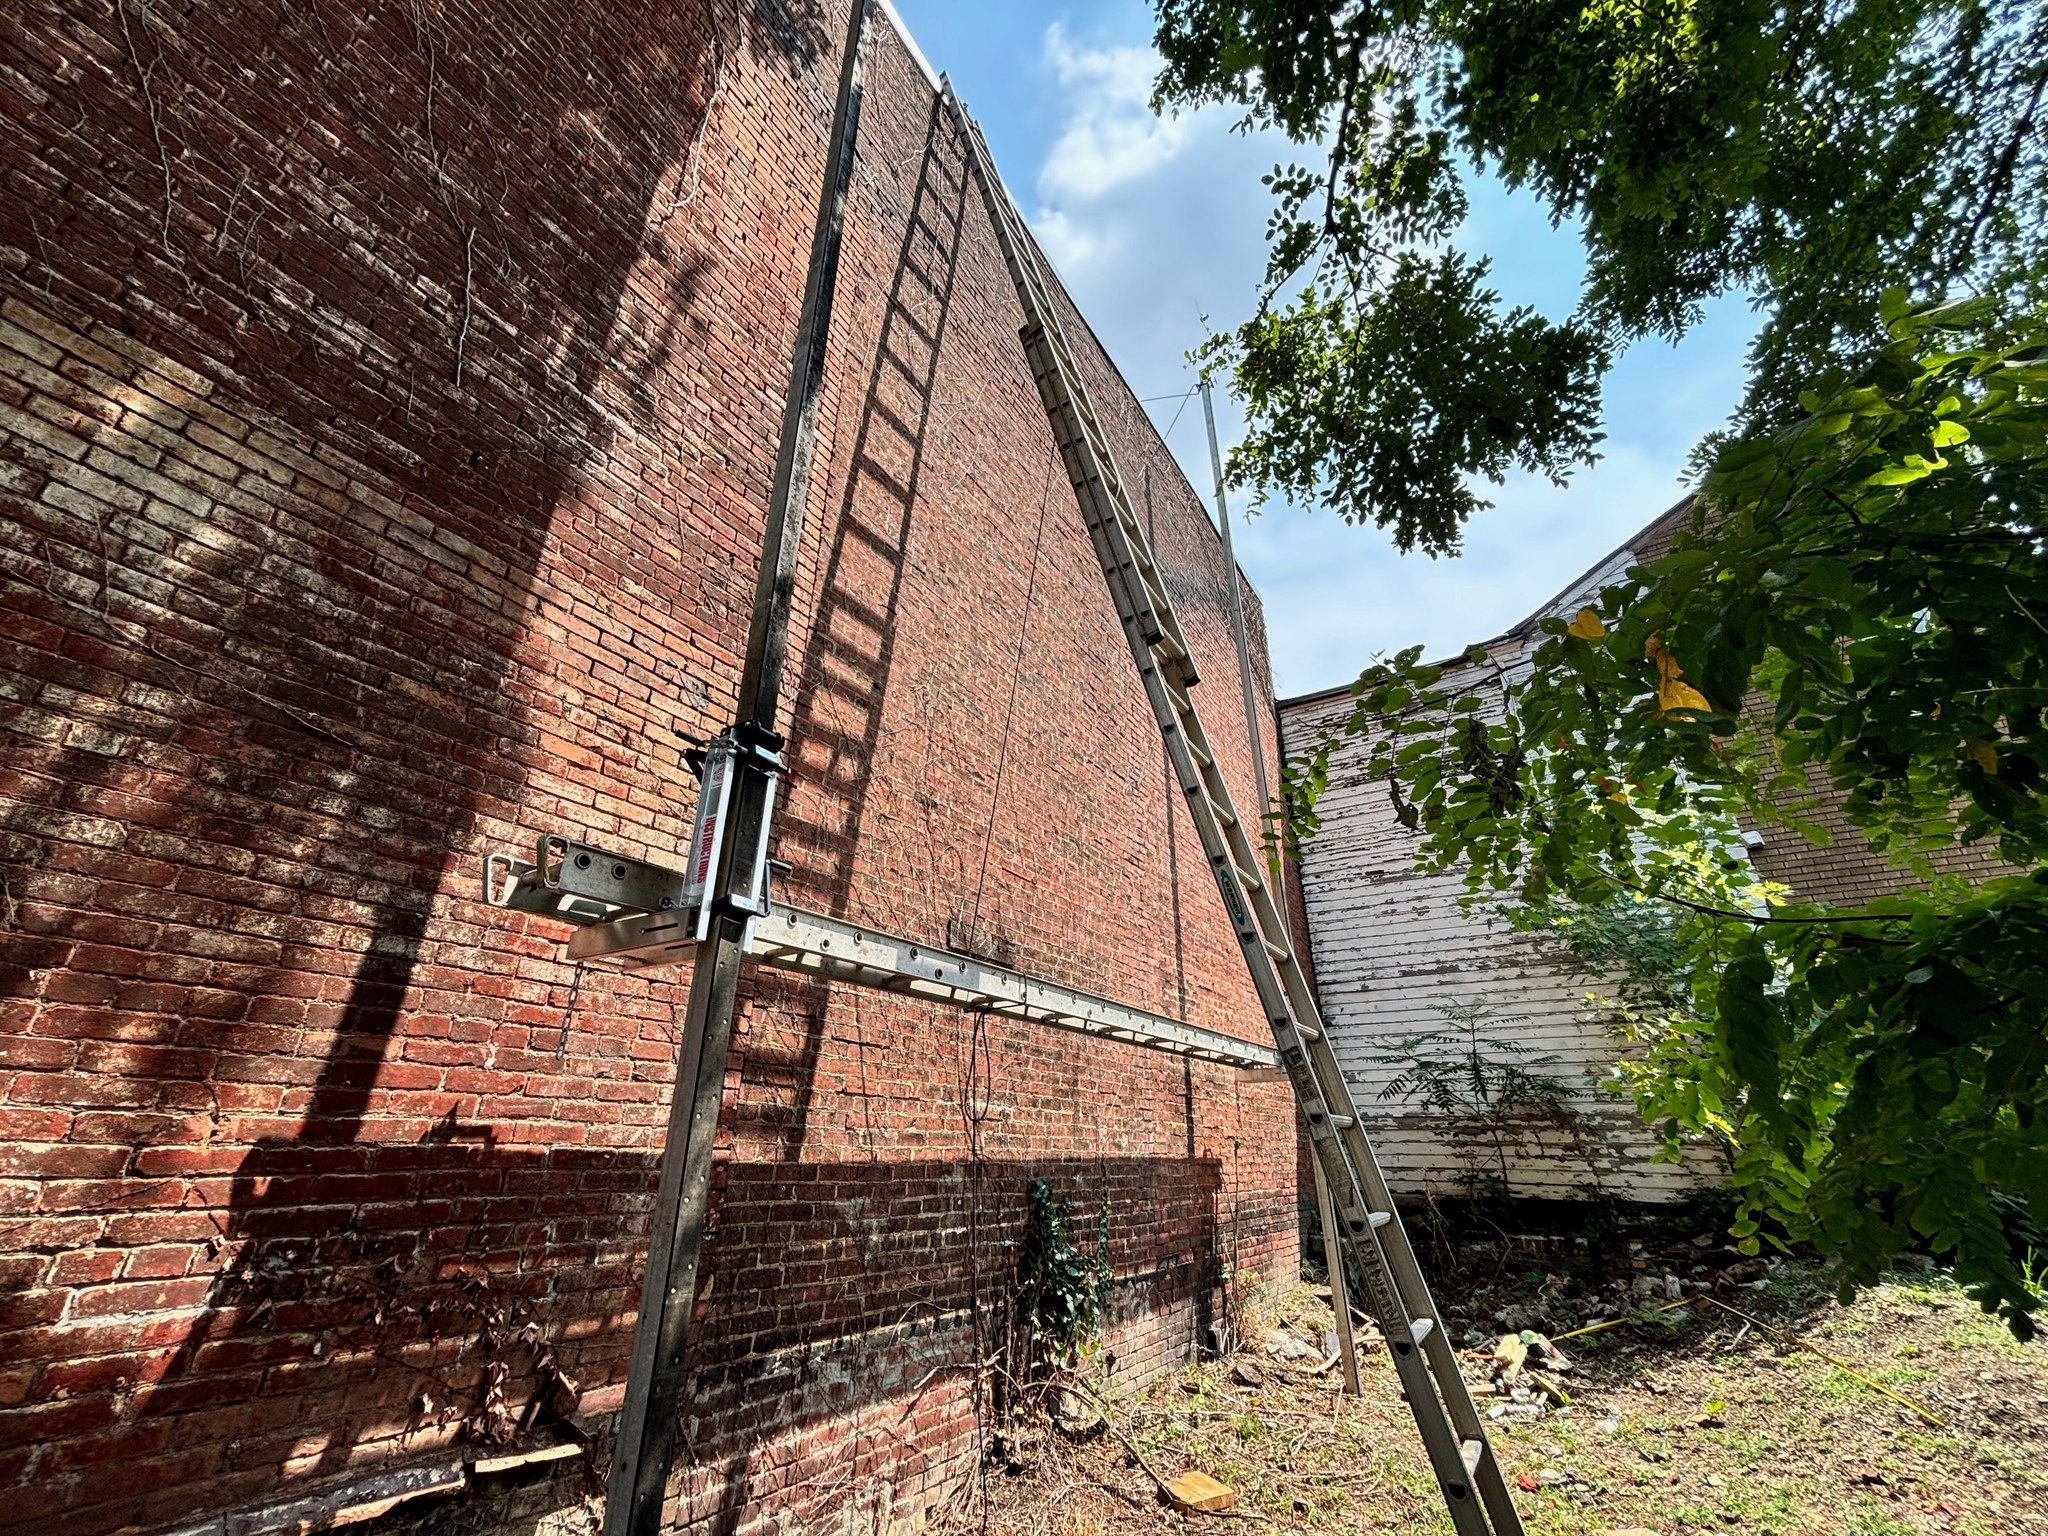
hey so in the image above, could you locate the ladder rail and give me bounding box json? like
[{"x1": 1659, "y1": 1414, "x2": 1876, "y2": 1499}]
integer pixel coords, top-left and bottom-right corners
[{"x1": 941, "y1": 77, "x2": 1524, "y2": 1536}]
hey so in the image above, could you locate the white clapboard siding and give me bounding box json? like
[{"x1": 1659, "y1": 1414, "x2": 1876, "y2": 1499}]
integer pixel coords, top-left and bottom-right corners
[{"x1": 1280, "y1": 510, "x2": 1720, "y2": 1201}]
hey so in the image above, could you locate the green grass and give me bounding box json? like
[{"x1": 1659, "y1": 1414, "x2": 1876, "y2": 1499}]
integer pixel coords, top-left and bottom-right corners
[
  {"x1": 1668, "y1": 1477, "x2": 1803, "y2": 1533},
  {"x1": 1940, "y1": 1312, "x2": 2032, "y2": 1354},
  {"x1": 1806, "y1": 1359, "x2": 1933, "y2": 1403},
  {"x1": 1842, "y1": 1501, "x2": 1920, "y2": 1536},
  {"x1": 1700, "y1": 1424, "x2": 1779, "y2": 1461}
]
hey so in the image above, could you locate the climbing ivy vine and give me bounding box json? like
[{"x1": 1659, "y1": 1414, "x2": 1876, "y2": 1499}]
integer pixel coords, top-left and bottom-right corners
[{"x1": 1015, "y1": 1177, "x2": 1113, "y2": 1371}]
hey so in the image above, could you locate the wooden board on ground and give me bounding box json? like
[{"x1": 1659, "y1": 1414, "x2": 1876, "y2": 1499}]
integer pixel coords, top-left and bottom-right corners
[{"x1": 1165, "y1": 1470, "x2": 1236, "y2": 1512}]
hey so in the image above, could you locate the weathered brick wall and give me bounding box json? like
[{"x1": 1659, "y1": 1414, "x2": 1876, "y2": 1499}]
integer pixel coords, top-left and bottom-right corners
[
  {"x1": 0, "y1": 4, "x2": 1297, "y2": 1533},
  {"x1": 1745, "y1": 757, "x2": 2015, "y2": 906}
]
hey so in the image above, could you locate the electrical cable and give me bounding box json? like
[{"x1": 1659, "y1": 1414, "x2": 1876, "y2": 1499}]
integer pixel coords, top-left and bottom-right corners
[
  {"x1": 1157, "y1": 385, "x2": 1198, "y2": 443},
  {"x1": 956, "y1": 444, "x2": 1055, "y2": 1526}
]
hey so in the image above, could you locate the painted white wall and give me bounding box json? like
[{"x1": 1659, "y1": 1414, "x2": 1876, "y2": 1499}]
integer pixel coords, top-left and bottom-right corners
[{"x1": 1280, "y1": 525, "x2": 1721, "y2": 1202}]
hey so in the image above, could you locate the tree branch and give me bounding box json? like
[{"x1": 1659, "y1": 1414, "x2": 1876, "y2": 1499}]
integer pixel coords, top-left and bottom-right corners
[{"x1": 1597, "y1": 870, "x2": 1913, "y2": 940}]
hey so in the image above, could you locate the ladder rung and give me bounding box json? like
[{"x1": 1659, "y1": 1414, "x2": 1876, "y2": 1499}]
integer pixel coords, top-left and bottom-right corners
[
  {"x1": 1368, "y1": 1210, "x2": 1393, "y2": 1229},
  {"x1": 1409, "y1": 1317, "x2": 1435, "y2": 1346},
  {"x1": 1231, "y1": 861, "x2": 1261, "y2": 891},
  {"x1": 1320, "y1": 1112, "x2": 1355, "y2": 1130},
  {"x1": 1460, "y1": 1438, "x2": 1485, "y2": 1476},
  {"x1": 1120, "y1": 533, "x2": 1152, "y2": 578},
  {"x1": 1261, "y1": 937, "x2": 1291, "y2": 961}
]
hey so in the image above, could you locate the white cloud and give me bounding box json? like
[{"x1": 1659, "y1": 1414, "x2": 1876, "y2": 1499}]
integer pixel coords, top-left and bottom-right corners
[
  {"x1": 1025, "y1": 22, "x2": 1287, "y2": 386},
  {"x1": 1030, "y1": 206, "x2": 1115, "y2": 283},
  {"x1": 1036, "y1": 23, "x2": 1192, "y2": 203}
]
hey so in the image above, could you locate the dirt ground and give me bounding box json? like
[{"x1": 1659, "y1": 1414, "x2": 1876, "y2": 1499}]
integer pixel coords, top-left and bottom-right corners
[{"x1": 950, "y1": 1258, "x2": 2048, "y2": 1536}]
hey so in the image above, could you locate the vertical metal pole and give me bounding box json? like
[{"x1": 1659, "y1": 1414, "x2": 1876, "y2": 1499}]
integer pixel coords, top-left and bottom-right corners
[
  {"x1": 1311, "y1": 1144, "x2": 1366, "y2": 1393},
  {"x1": 1199, "y1": 377, "x2": 1270, "y2": 819},
  {"x1": 603, "y1": 5, "x2": 876, "y2": 1534},
  {"x1": 1199, "y1": 377, "x2": 1362, "y2": 1395}
]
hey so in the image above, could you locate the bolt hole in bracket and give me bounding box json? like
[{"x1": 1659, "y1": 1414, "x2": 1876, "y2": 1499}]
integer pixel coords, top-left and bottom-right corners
[
  {"x1": 484, "y1": 835, "x2": 703, "y2": 921},
  {"x1": 482, "y1": 735, "x2": 746, "y2": 955}
]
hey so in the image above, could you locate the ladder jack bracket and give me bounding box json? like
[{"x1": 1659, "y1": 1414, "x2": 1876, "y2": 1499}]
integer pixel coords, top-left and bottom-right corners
[
  {"x1": 481, "y1": 726, "x2": 781, "y2": 965},
  {"x1": 479, "y1": 748, "x2": 1275, "y2": 1069}
]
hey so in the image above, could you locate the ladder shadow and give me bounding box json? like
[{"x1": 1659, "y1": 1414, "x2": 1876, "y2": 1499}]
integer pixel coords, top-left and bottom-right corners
[{"x1": 738, "y1": 93, "x2": 970, "y2": 1160}]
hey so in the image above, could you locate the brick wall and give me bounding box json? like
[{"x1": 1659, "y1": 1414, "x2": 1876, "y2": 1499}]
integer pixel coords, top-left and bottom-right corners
[{"x1": 0, "y1": 3, "x2": 1298, "y2": 1533}]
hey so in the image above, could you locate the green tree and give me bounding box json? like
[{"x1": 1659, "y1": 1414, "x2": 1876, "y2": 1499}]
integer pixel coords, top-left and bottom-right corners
[
  {"x1": 1152, "y1": 0, "x2": 2047, "y2": 549},
  {"x1": 1159, "y1": 0, "x2": 2048, "y2": 1333},
  {"x1": 1293, "y1": 305, "x2": 2048, "y2": 1332}
]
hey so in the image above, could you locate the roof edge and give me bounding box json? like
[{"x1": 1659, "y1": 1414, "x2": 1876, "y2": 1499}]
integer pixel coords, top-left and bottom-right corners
[
  {"x1": 1277, "y1": 492, "x2": 1701, "y2": 711},
  {"x1": 875, "y1": 0, "x2": 939, "y2": 88}
]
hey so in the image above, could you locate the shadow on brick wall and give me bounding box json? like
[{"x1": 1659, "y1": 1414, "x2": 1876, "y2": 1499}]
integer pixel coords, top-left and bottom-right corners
[
  {"x1": 0, "y1": 0, "x2": 826, "y2": 1530},
  {"x1": 647, "y1": 1154, "x2": 1225, "y2": 1536},
  {"x1": 158, "y1": 1154, "x2": 1221, "y2": 1536},
  {"x1": 745, "y1": 92, "x2": 971, "y2": 1163}
]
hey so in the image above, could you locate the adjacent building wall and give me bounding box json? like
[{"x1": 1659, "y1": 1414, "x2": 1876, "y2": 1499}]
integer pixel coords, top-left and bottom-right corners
[
  {"x1": 1280, "y1": 493, "x2": 2018, "y2": 1205},
  {"x1": 0, "y1": 5, "x2": 1296, "y2": 1533},
  {"x1": 1279, "y1": 508, "x2": 1715, "y2": 1202}
]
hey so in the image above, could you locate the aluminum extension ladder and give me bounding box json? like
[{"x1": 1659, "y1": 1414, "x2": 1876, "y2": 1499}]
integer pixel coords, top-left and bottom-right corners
[{"x1": 939, "y1": 80, "x2": 1526, "y2": 1536}]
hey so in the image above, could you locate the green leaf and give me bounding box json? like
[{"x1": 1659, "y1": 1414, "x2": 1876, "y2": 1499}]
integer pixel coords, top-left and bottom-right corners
[{"x1": 1720, "y1": 943, "x2": 1782, "y2": 1111}]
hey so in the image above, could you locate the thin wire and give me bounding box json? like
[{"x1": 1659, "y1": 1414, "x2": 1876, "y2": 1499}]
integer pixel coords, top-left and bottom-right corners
[
  {"x1": 959, "y1": 994, "x2": 995, "y2": 1520},
  {"x1": 966, "y1": 446, "x2": 1058, "y2": 933},
  {"x1": 1138, "y1": 385, "x2": 1200, "y2": 405},
  {"x1": 1158, "y1": 386, "x2": 1198, "y2": 443}
]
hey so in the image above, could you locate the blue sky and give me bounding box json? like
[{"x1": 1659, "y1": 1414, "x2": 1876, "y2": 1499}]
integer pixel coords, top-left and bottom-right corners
[{"x1": 888, "y1": 1, "x2": 1760, "y2": 697}]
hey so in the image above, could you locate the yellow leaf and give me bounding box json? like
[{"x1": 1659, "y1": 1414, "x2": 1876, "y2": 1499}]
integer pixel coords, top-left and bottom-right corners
[
  {"x1": 1566, "y1": 606, "x2": 1607, "y2": 640},
  {"x1": 1660, "y1": 678, "x2": 1713, "y2": 714},
  {"x1": 1967, "y1": 740, "x2": 1998, "y2": 774},
  {"x1": 1646, "y1": 635, "x2": 1713, "y2": 715}
]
